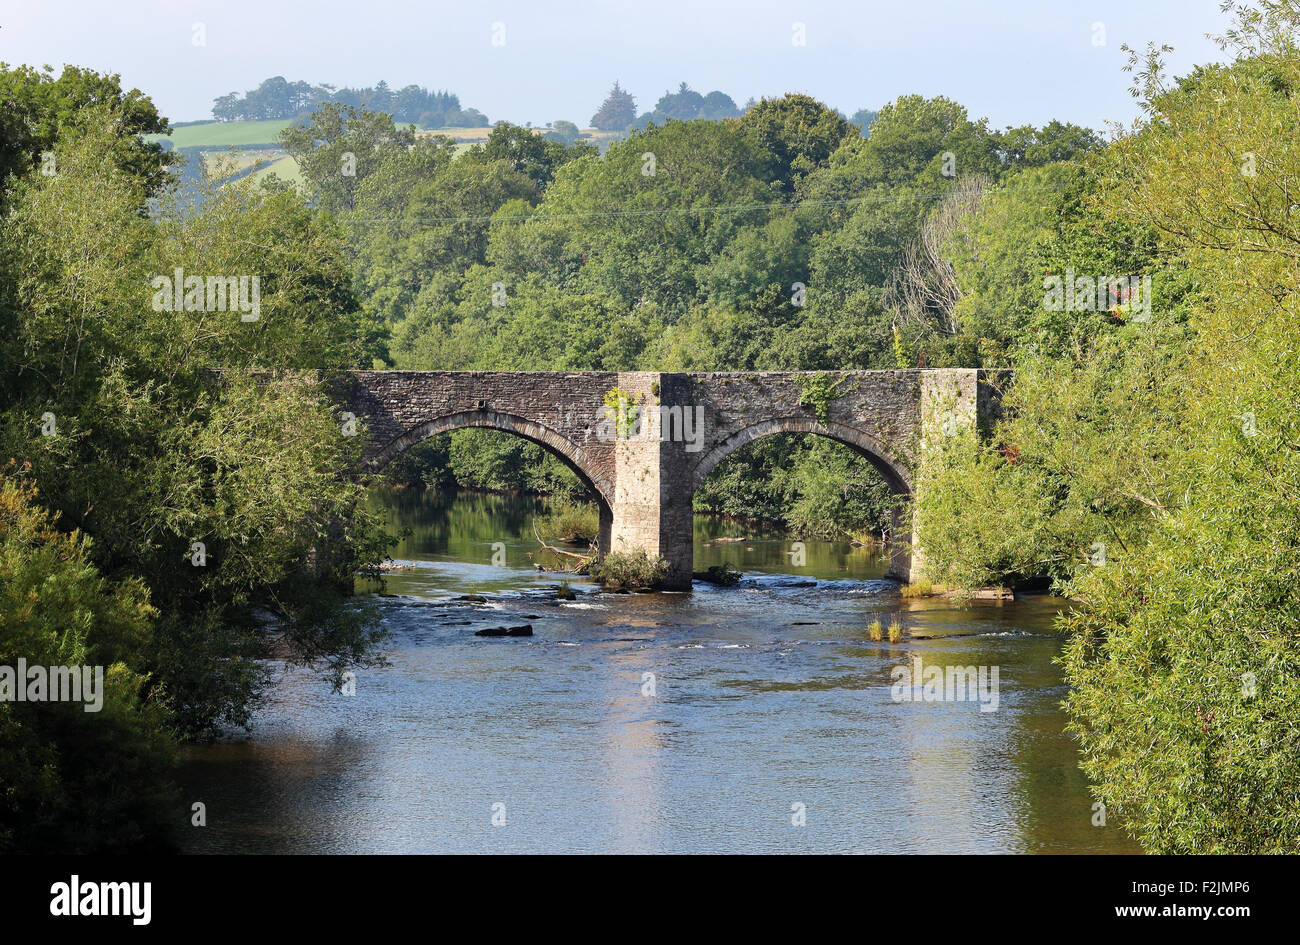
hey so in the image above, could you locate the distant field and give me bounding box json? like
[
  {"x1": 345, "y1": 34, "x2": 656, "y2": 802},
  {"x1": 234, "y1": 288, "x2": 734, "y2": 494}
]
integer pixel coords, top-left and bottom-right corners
[
  {"x1": 149, "y1": 120, "x2": 625, "y2": 190},
  {"x1": 151, "y1": 119, "x2": 624, "y2": 149},
  {"x1": 246, "y1": 154, "x2": 303, "y2": 187},
  {"x1": 420, "y1": 125, "x2": 625, "y2": 156},
  {"x1": 419, "y1": 126, "x2": 625, "y2": 143},
  {"x1": 145, "y1": 118, "x2": 297, "y2": 148},
  {"x1": 202, "y1": 149, "x2": 281, "y2": 175},
  {"x1": 419, "y1": 125, "x2": 491, "y2": 142}
]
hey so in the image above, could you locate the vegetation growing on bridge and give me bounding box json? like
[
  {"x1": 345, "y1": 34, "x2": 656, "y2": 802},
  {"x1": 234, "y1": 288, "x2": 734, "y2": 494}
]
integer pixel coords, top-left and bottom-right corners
[
  {"x1": 603, "y1": 387, "x2": 641, "y2": 438},
  {"x1": 797, "y1": 372, "x2": 849, "y2": 425}
]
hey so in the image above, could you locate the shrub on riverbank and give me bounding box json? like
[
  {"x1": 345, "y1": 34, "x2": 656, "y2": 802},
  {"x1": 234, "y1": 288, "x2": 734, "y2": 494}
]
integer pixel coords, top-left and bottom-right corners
[
  {"x1": 0, "y1": 472, "x2": 179, "y2": 853},
  {"x1": 590, "y1": 550, "x2": 668, "y2": 589}
]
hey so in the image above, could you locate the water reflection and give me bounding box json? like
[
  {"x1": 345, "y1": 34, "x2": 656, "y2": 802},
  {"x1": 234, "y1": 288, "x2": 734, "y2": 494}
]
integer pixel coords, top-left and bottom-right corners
[{"x1": 178, "y1": 488, "x2": 1139, "y2": 854}]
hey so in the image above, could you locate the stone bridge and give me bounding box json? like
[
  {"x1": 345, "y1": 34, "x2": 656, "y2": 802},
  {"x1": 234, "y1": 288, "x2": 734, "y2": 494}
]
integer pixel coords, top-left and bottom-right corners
[{"x1": 335, "y1": 369, "x2": 1005, "y2": 590}]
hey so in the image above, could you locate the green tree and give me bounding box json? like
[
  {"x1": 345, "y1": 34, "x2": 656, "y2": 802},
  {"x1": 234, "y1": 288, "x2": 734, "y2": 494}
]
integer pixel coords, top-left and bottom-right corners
[
  {"x1": 0, "y1": 473, "x2": 178, "y2": 853},
  {"x1": 590, "y1": 81, "x2": 637, "y2": 130},
  {"x1": 737, "y1": 93, "x2": 854, "y2": 191},
  {"x1": 630, "y1": 83, "x2": 741, "y2": 127},
  {"x1": 0, "y1": 63, "x2": 174, "y2": 196},
  {"x1": 468, "y1": 122, "x2": 596, "y2": 187},
  {"x1": 996, "y1": 120, "x2": 1103, "y2": 167},
  {"x1": 545, "y1": 120, "x2": 584, "y2": 146},
  {"x1": 1, "y1": 111, "x2": 391, "y2": 735},
  {"x1": 280, "y1": 102, "x2": 416, "y2": 212},
  {"x1": 350, "y1": 154, "x2": 539, "y2": 327}
]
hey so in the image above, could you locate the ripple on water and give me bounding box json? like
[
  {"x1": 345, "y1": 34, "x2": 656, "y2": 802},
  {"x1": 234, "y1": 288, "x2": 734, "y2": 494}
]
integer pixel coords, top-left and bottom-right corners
[{"x1": 176, "y1": 494, "x2": 1138, "y2": 854}]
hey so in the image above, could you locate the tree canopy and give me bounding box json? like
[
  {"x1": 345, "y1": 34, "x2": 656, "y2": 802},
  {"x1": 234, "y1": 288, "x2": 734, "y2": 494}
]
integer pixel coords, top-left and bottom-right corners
[
  {"x1": 590, "y1": 81, "x2": 637, "y2": 130},
  {"x1": 213, "y1": 75, "x2": 488, "y2": 126}
]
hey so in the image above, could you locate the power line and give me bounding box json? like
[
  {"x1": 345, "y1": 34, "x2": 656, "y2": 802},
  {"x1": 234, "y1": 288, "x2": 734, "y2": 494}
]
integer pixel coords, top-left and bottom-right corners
[{"x1": 336, "y1": 181, "x2": 1074, "y2": 228}]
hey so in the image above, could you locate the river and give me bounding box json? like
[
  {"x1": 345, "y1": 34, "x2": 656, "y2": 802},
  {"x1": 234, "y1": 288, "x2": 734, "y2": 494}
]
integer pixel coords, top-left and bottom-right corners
[{"x1": 178, "y1": 488, "x2": 1139, "y2": 854}]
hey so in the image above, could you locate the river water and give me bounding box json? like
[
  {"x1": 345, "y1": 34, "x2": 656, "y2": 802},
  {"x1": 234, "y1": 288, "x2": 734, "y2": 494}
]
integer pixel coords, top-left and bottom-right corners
[{"x1": 178, "y1": 489, "x2": 1138, "y2": 854}]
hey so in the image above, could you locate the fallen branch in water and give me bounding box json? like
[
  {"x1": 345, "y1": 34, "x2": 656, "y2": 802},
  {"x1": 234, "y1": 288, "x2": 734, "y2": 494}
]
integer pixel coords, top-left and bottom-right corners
[{"x1": 528, "y1": 517, "x2": 595, "y2": 572}]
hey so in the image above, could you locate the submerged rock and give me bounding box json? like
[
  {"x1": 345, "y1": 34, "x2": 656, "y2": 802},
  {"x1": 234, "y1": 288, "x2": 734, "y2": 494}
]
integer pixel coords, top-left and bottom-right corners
[
  {"x1": 693, "y1": 565, "x2": 742, "y2": 586},
  {"x1": 475, "y1": 624, "x2": 534, "y2": 637}
]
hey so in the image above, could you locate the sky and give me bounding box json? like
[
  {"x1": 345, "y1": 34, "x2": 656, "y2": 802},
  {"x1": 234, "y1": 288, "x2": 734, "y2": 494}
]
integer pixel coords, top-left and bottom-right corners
[{"x1": 1, "y1": 0, "x2": 1229, "y2": 130}]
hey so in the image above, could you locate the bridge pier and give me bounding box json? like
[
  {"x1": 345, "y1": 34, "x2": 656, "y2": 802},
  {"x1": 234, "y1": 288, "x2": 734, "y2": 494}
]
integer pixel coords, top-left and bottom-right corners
[
  {"x1": 608, "y1": 372, "x2": 696, "y2": 590},
  {"x1": 889, "y1": 506, "x2": 915, "y2": 583},
  {"x1": 903, "y1": 367, "x2": 999, "y2": 584},
  {"x1": 598, "y1": 503, "x2": 613, "y2": 563}
]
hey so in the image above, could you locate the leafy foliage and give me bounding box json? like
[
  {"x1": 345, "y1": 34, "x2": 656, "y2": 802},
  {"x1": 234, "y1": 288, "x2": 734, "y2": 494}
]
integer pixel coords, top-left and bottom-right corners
[
  {"x1": 280, "y1": 103, "x2": 417, "y2": 213},
  {"x1": 536, "y1": 501, "x2": 600, "y2": 545},
  {"x1": 590, "y1": 550, "x2": 669, "y2": 589},
  {"x1": 0, "y1": 472, "x2": 178, "y2": 853},
  {"x1": 694, "y1": 435, "x2": 894, "y2": 540},
  {"x1": 913, "y1": 1, "x2": 1300, "y2": 852},
  {"x1": 0, "y1": 111, "x2": 392, "y2": 740},
  {"x1": 0, "y1": 63, "x2": 175, "y2": 198},
  {"x1": 631, "y1": 82, "x2": 740, "y2": 129},
  {"x1": 590, "y1": 81, "x2": 637, "y2": 131},
  {"x1": 797, "y1": 371, "x2": 848, "y2": 424}
]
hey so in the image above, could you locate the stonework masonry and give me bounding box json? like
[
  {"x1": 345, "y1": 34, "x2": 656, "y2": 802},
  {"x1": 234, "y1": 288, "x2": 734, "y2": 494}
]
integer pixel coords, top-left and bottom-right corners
[{"x1": 337, "y1": 369, "x2": 1005, "y2": 590}]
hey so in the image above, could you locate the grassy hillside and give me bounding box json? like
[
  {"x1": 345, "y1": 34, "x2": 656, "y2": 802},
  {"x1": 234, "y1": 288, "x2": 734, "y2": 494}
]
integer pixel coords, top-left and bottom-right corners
[
  {"x1": 202, "y1": 149, "x2": 280, "y2": 175},
  {"x1": 146, "y1": 118, "x2": 298, "y2": 148},
  {"x1": 153, "y1": 120, "x2": 623, "y2": 149},
  {"x1": 153, "y1": 120, "x2": 626, "y2": 190},
  {"x1": 246, "y1": 153, "x2": 304, "y2": 187}
]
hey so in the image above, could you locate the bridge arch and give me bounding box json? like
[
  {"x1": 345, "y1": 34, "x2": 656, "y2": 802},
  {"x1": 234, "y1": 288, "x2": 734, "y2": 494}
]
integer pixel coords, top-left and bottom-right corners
[
  {"x1": 686, "y1": 416, "x2": 915, "y2": 580},
  {"x1": 363, "y1": 409, "x2": 615, "y2": 508},
  {"x1": 688, "y1": 416, "x2": 913, "y2": 496}
]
